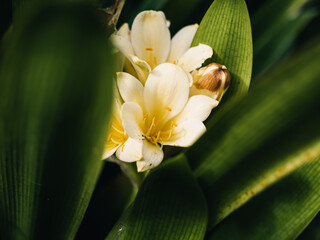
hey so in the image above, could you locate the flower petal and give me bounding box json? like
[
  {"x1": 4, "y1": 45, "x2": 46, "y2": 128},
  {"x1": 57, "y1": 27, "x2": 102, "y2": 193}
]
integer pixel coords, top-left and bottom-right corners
[
  {"x1": 102, "y1": 143, "x2": 119, "y2": 160},
  {"x1": 117, "y1": 72, "x2": 144, "y2": 106},
  {"x1": 163, "y1": 119, "x2": 206, "y2": 147},
  {"x1": 136, "y1": 140, "x2": 164, "y2": 172},
  {"x1": 111, "y1": 35, "x2": 151, "y2": 83},
  {"x1": 174, "y1": 95, "x2": 219, "y2": 124},
  {"x1": 117, "y1": 23, "x2": 130, "y2": 40},
  {"x1": 130, "y1": 55, "x2": 151, "y2": 85},
  {"x1": 131, "y1": 11, "x2": 171, "y2": 69},
  {"x1": 121, "y1": 102, "x2": 144, "y2": 139},
  {"x1": 116, "y1": 137, "x2": 143, "y2": 162},
  {"x1": 111, "y1": 34, "x2": 134, "y2": 57},
  {"x1": 144, "y1": 63, "x2": 190, "y2": 121},
  {"x1": 178, "y1": 44, "x2": 213, "y2": 72},
  {"x1": 167, "y1": 24, "x2": 198, "y2": 63}
]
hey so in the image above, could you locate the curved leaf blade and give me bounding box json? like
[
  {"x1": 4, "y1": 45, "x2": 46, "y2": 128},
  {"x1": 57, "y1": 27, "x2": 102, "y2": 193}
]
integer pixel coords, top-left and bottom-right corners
[
  {"x1": 0, "y1": 3, "x2": 114, "y2": 239},
  {"x1": 191, "y1": 0, "x2": 253, "y2": 102},
  {"x1": 186, "y1": 37, "x2": 320, "y2": 230},
  {"x1": 207, "y1": 157, "x2": 320, "y2": 240},
  {"x1": 106, "y1": 155, "x2": 208, "y2": 240},
  {"x1": 204, "y1": 116, "x2": 320, "y2": 227},
  {"x1": 252, "y1": 0, "x2": 317, "y2": 77}
]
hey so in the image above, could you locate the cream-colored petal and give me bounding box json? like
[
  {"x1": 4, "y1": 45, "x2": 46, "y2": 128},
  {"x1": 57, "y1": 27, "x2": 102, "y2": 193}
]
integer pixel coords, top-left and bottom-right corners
[
  {"x1": 131, "y1": 11, "x2": 171, "y2": 69},
  {"x1": 144, "y1": 63, "x2": 190, "y2": 121},
  {"x1": 111, "y1": 34, "x2": 134, "y2": 57},
  {"x1": 163, "y1": 119, "x2": 206, "y2": 147},
  {"x1": 117, "y1": 23, "x2": 131, "y2": 40},
  {"x1": 111, "y1": 96, "x2": 122, "y2": 123},
  {"x1": 167, "y1": 24, "x2": 198, "y2": 63},
  {"x1": 117, "y1": 72, "x2": 144, "y2": 106},
  {"x1": 178, "y1": 44, "x2": 213, "y2": 72},
  {"x1": 121, "y1": 102, "x2": 144, "y2": 139},
  {"x1": 116, "y1": 137, "x2": 143, "y2": 162},
  {"x1": 102, "y1": 144, "x2": 119, "y2": 160},
  {"x1": 174, "y1": 95, "x2": 219, "y2": 124},
  {"x1": 130, "y1": 55, "x2": 151, "y2": 85},
  {"x1": 136, "y1": 140, "x2": 164, "y2": 172},
  {"x1": 111, "y1": 34, "x2": 151, "y2": 84}
]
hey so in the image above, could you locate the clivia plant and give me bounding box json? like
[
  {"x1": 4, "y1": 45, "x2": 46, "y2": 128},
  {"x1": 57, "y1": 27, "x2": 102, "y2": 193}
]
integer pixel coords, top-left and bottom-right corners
[{"x1": 0, "y1": 0, "x2": 319, "y2": 239}]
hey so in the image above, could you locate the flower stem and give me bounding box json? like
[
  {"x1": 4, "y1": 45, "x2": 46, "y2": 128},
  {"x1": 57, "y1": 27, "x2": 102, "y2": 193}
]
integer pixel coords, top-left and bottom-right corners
[{"x1": 108, "y1": 155, "x2": 146, "y2": 190}]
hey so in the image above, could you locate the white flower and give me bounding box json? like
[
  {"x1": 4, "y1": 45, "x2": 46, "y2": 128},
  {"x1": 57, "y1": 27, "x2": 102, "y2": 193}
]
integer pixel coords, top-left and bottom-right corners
[
  {"x1": 103, "y1": 94, "x2": 143, "y2": 163},
  {"x1": 117, "y1": 63, "x2": 218, "y2": 172},
  {"x1": 111, "y1": 10, "x2": 213, "y2": 85}
]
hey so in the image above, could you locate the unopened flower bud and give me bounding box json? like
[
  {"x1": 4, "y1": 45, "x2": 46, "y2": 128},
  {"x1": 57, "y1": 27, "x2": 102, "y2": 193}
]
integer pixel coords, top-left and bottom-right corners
[{"x1": 190, "y1": 63, "x2": 231, "y2": 101}]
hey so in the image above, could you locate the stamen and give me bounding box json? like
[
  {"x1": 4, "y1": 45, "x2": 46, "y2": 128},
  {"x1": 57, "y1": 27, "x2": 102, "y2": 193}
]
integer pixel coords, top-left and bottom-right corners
[
  {"x1": 166, "y1": 121, "x2": 177, "y2": 140},
  {"x1": 143, "y1": 113, "x2": 149, "y2": 118},
  {"x1": 145, "y1": 47, "x2": 153, "y2": 51},
  {"x1": 156, "y1": 130, "x2": 161, "y2": 142},
  {"x1": 146, "y1": 116, "x2": 156, "y2": 136},
  {"x1": 147, "y1": 61, "x2": 152, "y2": 67},
  {"x1": 152, "y1": 116, "x2": 156, "y2": 127},
  {"x1": 154, "y1": 57, "x2": 157, "y2": 65},
  {"x1": 173, "y1": 60, "x2": 176, "y2": 64},
  {"x1": 112, "y1": 124, "x2": 124, "y2": 134},
  {"x1": 110, "y1": 137, "x2": 122, "y2": 145},
  {"x1": 164, "y1": 106, "x2": 172, "y2": 111}
]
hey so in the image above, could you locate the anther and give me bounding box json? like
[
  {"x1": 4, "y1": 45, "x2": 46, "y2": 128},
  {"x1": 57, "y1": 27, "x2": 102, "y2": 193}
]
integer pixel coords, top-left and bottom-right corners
[
  {"x1": 154, "y1": 57, "x2": 157, "y2": 65},
  {"x1": 145, "y1": 47, "x2": 153, "y2": 51},
  {"x1": 143, "y1": 113, "x2": 149, "y2": 118},
  {"x1": 156, "y1": 131, "x2": 161, "y2": 142},
  {"x1": 164, "y1": 106, "x2": 172, "y2": 111}
]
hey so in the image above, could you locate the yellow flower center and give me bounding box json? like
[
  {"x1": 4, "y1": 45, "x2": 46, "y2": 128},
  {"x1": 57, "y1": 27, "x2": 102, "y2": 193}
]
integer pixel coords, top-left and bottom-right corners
[{"x1": 142, "y1": 106, "x2": 178, "y2": 148}]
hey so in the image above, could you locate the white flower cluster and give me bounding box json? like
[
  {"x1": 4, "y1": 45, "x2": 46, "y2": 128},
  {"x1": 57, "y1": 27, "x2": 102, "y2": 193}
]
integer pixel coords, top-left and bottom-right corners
[{"x1": 103, "y1": 11, "x2": 230, "y2": 172}]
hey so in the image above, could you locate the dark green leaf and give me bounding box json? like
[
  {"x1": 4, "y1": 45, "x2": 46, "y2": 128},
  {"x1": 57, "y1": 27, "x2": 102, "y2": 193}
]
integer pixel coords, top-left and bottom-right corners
[
  {"x1": 76, "y1": 164, "x2": 134, "y2": 240},
  {"x1": 186, "y1": 37, "x2": 320, "y2": 230},
  {"x1": 191, "y1": 0, "x2": 253, "y2": 103},
  {"x1": 252, "y1": 0, "x2": 317, "y2": 77},
  {"x1": 105, "y1": 155, "x2": 208, "y2": 240},
  {"x1": 207, "y1": 157, "x2": 320, "y2": 240},
  {"x1": 202, "y1": 116, "x2": 320, "y2": 227},
  {"x1": 0, "y1": 3, "x2": 114, "y2": 239},
  {"x1": 297, "y1": 212, "x2": 320, "y2": 240}
]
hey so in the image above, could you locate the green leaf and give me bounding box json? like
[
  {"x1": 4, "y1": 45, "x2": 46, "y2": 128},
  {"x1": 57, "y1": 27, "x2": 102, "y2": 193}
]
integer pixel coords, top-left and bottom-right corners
[
  {"x1": 297, "y1": 213, "x2": 320, "y2": 240},
  {"x1": 186, "y1": 37, "x2": 320, "y2": 231},
  {"x1": 191, "y1": 0, "x2": 253, "y2": 102},
  {"x1": 105, "y1": 155, "x2": 208, "y2": 240},
  {"x1": 207, "y1": 157, "x2": 320, "y2": 240},
  {"x1": 202, "y1": 116, "x2": 320, "y2": 227},
  {"x1": 76, "y1": 165, "x2": 134, "y2": 240},
  {"x1": 252, "y1": 0, "x2": 317, "y2": 77},
  {"x1": 0, "y1": 3, "x2": 114, "y2": 239}
]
